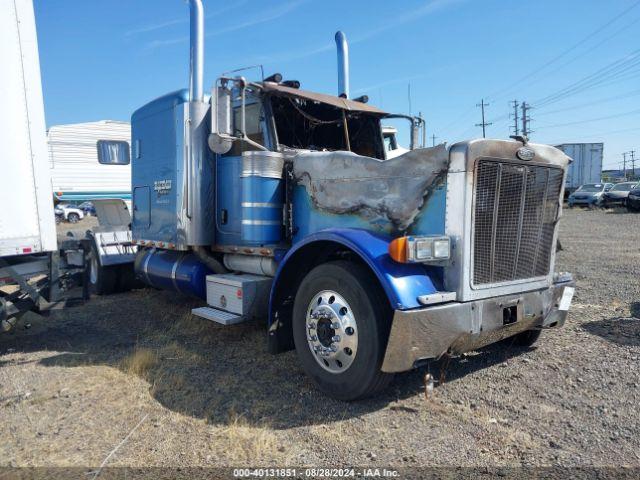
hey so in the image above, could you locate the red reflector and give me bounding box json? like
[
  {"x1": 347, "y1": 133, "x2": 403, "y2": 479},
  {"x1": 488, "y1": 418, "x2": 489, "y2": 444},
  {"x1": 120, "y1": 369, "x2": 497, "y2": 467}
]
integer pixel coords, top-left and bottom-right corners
[
  {"x1": 236, "y1": 289, "x2": 243, "y2": 298},
  {"x1": 22, "y1": 247, "x2": 32, "y2": 253}
]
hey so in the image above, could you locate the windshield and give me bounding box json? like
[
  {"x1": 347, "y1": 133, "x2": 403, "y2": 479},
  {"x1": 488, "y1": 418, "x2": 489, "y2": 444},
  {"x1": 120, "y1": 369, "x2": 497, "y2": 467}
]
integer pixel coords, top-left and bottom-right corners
[
  {"x1": 577, "y1": 184, "x2": 603, "y2": 192},
  {"x1": 611, "y1": 183, "x2": 637, "y2": 192},
  {"x1": 270, "y1": 95, "x2": 386, "y2": 159}
]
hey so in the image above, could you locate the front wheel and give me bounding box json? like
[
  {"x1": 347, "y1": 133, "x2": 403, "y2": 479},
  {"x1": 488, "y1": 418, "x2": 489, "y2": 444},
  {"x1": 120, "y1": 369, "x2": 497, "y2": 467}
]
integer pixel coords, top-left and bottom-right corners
[
  {"x1": 67, "y1": 212, "x2": 80, "y2": 223},
  {"x1": 292, "y1": 261, "x2": 393, "y2": 401}
]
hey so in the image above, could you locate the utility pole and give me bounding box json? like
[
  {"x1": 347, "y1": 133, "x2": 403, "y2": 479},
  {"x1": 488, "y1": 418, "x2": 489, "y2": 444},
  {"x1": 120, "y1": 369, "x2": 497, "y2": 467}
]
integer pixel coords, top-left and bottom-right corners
[
  {"x1": 622, "y1": 152, "x2": 628, "y2": 180},
  {"x1": 510, "y1": 100, "x2": 519, "y2": 136},
  {"x1": 475, "y1": 99, "x2": 492, "y2": 138},
  {"x1": 521, "y1": 102, "x2": 532, "y2": 138},
  {"x1": 630, "y1": 150, "x2": 636, "y2": 179},
  {"x1": 431, "y1": 134, "x2": 438, "y2": 147}
]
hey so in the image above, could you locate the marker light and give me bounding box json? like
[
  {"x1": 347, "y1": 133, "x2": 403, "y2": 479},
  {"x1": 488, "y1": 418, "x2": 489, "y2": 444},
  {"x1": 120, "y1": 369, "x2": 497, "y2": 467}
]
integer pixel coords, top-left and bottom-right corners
[{"x1": 388, "y1": 236, "x2": 451, "y2": 264}]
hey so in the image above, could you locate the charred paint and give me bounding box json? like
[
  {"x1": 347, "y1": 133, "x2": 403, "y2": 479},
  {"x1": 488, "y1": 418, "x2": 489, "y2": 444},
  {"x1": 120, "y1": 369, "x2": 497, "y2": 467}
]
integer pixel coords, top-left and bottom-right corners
[{"x1": 291, "y1": 144, "x2": 450, "y2": 237}]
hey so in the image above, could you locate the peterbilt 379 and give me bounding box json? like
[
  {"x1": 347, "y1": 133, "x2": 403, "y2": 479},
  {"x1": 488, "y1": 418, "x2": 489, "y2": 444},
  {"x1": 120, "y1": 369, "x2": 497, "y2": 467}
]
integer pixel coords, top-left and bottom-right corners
[{"x1": 121, "y1": 0, "x2": 575, "y2": 400}]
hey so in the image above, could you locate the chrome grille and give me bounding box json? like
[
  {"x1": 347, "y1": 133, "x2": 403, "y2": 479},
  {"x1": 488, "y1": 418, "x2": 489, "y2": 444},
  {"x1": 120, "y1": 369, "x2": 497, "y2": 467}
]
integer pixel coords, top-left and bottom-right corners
[{"x1": 473, "y1": 159, "x2": 563, "y2": 286}]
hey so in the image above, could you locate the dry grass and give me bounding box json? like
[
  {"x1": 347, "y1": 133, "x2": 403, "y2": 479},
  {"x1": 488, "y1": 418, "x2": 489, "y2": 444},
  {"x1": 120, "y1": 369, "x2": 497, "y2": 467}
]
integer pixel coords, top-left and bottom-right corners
[
  {"x1": 213, "y1": 409, "x2": 280, "y2": 463},
  {"x1": 120, "y1": 348, "x2": 158, "y2": 379}
]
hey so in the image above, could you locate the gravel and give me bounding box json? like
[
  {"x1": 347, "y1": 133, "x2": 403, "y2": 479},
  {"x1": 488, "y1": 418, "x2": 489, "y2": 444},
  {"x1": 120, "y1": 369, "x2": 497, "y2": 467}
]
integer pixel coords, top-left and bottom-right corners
[{"x1": 1, "y1": 208, "x2": 639, "y2": 470}]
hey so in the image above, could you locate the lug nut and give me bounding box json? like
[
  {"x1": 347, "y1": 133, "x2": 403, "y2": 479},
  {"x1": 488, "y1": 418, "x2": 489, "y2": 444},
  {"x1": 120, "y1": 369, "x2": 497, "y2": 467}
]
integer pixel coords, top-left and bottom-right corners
[
  {"x1": 331, "y1": 335, "x2": 341, "y2": 342},
  {"x1": 330, "y1": 322, "x2": 340, "y2": 329},
  {"x1": 307, "y1": 322, "x2": 316, "y2": 329},
  {"x1": 309, "y1": 335, "x2": 318, "y2": 341}
]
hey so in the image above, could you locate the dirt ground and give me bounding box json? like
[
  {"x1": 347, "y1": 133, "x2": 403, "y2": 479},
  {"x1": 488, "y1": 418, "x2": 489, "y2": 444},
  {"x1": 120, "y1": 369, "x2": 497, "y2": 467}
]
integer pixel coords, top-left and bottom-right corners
[{"x1": 1, "y1": 208, "x2": 639, "y2": 474}]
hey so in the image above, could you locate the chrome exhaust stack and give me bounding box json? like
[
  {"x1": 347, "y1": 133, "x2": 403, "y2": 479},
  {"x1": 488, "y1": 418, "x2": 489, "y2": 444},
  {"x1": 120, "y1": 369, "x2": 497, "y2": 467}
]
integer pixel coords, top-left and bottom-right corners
[
  {"x1": 335, "y1": 31, "x2": 350, "y2": 99},
  {"x1": 189, "y1": 0, "x2": 204, "y2": 102}
]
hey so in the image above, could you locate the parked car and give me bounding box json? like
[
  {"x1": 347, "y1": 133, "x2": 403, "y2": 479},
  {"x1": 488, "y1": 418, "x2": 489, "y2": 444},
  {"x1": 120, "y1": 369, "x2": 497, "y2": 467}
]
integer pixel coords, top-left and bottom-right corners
[
  {"x1": 79, "y1": 201, "x2": 96, "y2": 216},
  {"x1": 54, "y1": 203, "x2": 84, "y2": 223},
  {"x1": 602, "y1": 182, "x2": 639, "y2": 208},
  {"x1": 567, "y1": 183, "x2": 613, "y2": 208},
  {"x1": 627, "y1": 186, "x2": 640, "y2": 212}
]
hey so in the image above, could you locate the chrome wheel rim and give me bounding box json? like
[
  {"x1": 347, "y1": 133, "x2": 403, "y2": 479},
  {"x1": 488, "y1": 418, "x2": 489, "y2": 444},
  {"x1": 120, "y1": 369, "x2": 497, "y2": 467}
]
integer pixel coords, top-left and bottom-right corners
[{"x1": 306, "y1": 290, "x2": 358, "y2": 374}]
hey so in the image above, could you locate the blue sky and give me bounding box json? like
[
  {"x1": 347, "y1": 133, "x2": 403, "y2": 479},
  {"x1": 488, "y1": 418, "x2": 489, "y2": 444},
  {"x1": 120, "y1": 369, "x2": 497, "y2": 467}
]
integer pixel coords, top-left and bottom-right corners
[{"x1": 34, "y1": 0, "x2": 640, "y2": 170}]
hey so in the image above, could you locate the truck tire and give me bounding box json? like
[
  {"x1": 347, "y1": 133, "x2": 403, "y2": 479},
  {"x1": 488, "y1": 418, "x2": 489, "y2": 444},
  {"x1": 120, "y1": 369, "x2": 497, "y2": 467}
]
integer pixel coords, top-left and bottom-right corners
[
  {"x1": 292, "y1": 261, "x2": 393, "y2": 401},
  {"x1": 89, "y1": 243, "x2": 117, "y2": 295},
  {"x1": 68, "y1": 212, "x2": 80, "y2": 223},
  {"x1": 511, "y1": 328, "x2": 542, "y2": 347}
]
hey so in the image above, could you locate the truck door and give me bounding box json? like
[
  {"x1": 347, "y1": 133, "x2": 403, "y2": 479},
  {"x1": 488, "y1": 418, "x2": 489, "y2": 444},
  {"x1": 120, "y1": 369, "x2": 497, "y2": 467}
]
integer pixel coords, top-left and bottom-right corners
[{"x1": 132, "y1": 186, "x2": 150, "y2": 231}]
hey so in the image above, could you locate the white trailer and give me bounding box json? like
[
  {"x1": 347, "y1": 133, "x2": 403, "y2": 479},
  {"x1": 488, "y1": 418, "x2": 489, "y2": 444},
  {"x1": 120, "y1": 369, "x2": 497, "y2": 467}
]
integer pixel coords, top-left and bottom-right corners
[
  {"x1": 0, "y1": 0, "x2": 136, "y2": 332},
  {"x1": 0, "y1": 0, "x2": 56, "y2": 258},
  {"x1": 555, "y1": 143, "x2": 604, "y2": 195},
  {"x1": 48, "y1": 120, "x2": 132, "y2": 203}
]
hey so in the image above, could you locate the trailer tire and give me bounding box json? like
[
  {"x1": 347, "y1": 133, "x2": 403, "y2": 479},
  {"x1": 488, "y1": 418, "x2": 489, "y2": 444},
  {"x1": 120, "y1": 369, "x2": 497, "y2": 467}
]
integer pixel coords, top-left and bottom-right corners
[
  {"x1": 511, "y1": 328, "x2": 542, "y2": 347},
  {"x1": 89, "y1": 243, "x2": 117, "y2": 295},
  {"x1": 292, "y1": 260, "x2": 393, "y2": 401}
]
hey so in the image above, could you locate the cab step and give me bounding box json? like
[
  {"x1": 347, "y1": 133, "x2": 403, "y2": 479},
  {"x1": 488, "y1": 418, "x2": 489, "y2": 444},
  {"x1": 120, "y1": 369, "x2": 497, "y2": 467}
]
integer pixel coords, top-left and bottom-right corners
[{"x1": 191, "y1": 306, "x2": 246, "y2": 325}]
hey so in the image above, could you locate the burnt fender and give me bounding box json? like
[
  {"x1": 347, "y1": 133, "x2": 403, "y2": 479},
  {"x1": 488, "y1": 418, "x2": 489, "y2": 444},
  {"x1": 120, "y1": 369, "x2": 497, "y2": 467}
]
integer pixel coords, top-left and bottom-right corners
[
  {"x1": 268, "y1": 229, "x2": 442, "y2": 353},
  {"x1": 270, "y1": 228, "x2": 440, "y2": 322}
]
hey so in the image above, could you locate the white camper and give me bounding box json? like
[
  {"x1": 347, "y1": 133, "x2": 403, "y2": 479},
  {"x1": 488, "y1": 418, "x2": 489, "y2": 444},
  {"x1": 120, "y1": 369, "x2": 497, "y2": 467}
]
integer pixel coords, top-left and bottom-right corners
[{"x1": 48, "y1": 120, "x2": 131, "y2": 203}]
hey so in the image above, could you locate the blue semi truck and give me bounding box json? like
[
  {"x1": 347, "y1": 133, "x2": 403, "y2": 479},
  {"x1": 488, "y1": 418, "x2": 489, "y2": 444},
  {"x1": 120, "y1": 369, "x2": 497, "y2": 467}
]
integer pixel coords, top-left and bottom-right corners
[{"x1": 103, "y1": 1, "x2": 576, "y2": 400}]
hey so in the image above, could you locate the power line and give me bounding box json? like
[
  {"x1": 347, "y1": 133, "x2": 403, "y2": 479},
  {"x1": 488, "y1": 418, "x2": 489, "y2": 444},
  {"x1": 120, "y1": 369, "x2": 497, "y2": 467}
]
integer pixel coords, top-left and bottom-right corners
[
  {"x1": 524, "y1": 14, "x2": 640, "y2": 94},
  {"x1": 532, "y1": 49, "x2": 640, "y2": 108},
  {"x1": 485, "y1": 0, "x2": 640, "y2": 102},
  {"x1": 534, "y1": 64, "x2": 640, "y2": 109},
  {"x1": 540, "y1": 125, "x2": 640, "y2": 145},
  {"x1": 534, "y1": 87, "x2": 640, "y2": 117},
  {"x1": 535, "y1": 107, "x2": 640, "y2": 130},
  {"x1": 475, "y1": 99, "x2": 492, "y2": 138}
]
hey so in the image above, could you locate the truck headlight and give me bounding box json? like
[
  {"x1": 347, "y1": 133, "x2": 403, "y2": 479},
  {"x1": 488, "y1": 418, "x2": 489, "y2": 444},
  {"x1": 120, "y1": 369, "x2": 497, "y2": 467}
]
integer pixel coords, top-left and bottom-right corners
[{"x1": 389, "y1": 236, "x2": 451, "y2": 263}]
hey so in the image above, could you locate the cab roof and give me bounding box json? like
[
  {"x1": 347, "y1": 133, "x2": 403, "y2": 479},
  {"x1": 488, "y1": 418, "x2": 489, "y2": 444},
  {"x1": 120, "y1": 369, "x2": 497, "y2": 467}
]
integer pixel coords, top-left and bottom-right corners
[{"x1": 260, "y1": 82, "x2": 388, "y2": 115}]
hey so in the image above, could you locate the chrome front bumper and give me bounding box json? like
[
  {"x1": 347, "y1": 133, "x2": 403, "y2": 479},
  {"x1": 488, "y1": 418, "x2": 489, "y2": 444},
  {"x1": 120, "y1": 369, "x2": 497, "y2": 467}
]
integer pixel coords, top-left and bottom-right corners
[{"x1": 381, "y1": 278, "x2": 575, "y2": 373}]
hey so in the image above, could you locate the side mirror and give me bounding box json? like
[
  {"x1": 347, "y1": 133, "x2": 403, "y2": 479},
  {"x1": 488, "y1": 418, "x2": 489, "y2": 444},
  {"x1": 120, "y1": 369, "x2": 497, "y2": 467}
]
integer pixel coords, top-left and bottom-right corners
[{"x1": 208, "y1": 84, "x2": 233, "y2": 154}]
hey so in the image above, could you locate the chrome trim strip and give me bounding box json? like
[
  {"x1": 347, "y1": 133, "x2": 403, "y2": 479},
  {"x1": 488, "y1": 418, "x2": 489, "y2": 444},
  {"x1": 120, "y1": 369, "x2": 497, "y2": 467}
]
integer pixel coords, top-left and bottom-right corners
[
  {"x1": 142, "y1": 250, "x2": 154, "y2": 287},
  {"x1": 241, "y1": 220, "x2": 281, "y2": 226},
  {"x1": 241, "y1": 202, "x2": 281, "y2": 208},
  {"x1": 171, "y1": 254, "x2": 184, "y2": 294}
]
